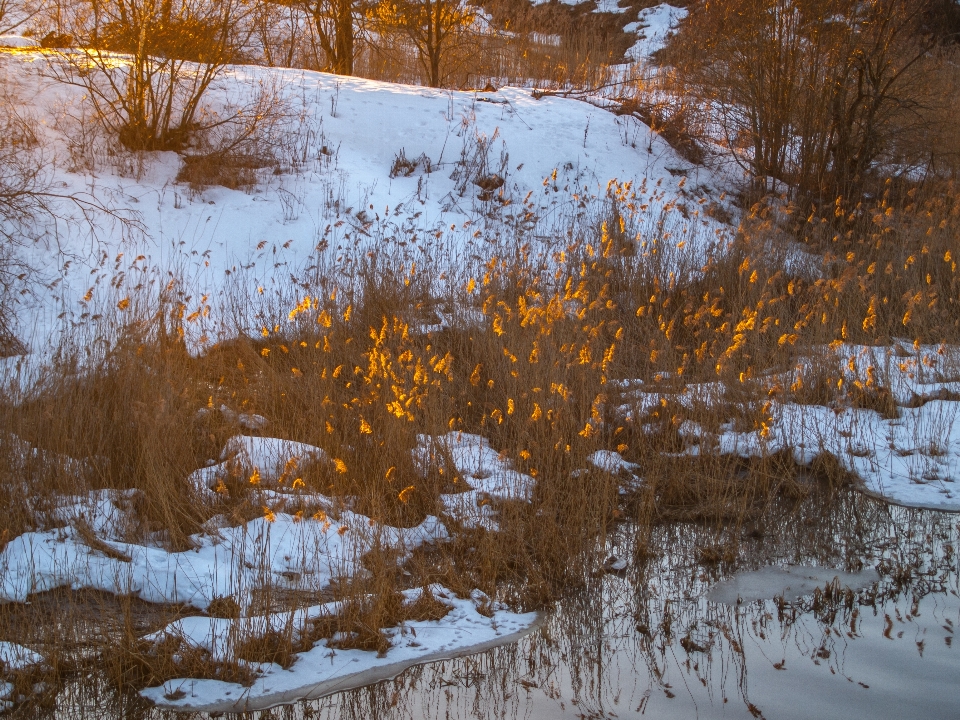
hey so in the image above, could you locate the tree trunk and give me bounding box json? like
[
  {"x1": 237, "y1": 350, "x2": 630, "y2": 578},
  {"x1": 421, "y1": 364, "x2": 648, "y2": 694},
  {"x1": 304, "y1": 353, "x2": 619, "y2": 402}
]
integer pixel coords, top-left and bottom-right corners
[{"x1": 334, "y1": 0, "x2": 353, "y2": 76}]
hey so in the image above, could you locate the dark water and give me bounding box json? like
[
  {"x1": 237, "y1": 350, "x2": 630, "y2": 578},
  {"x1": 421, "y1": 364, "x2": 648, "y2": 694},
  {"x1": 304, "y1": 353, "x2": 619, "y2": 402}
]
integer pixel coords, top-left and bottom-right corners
[{"x1": 21, "y1": 489, "x2": 960, "y2": 720}]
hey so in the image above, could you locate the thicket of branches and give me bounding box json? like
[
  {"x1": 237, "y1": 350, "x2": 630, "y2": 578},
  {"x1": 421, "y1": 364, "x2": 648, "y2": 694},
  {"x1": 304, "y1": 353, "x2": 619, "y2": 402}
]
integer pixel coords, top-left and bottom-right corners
[
  {"x1": 48, "y1": 0, "x2": 252, "y2": 151},
  {"x1": 662, "y1": 0, "x2": 960, "y2": 209}
]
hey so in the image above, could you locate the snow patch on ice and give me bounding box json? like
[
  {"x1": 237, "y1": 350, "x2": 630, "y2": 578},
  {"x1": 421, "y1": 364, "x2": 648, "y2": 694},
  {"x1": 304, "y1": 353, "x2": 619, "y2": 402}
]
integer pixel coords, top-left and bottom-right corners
[
  {"x1": 706, "y1": 565, "x2": 880, "y2": 605},
  {"x1": 140, "y1": 585, "x2": 540, "y2": 712}
]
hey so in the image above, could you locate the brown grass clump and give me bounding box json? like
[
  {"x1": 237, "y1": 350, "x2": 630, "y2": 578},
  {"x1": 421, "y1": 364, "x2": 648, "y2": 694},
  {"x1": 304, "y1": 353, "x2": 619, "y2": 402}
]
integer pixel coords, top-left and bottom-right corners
[
  {"x1": 848, "y1": 384, "x2": 899, "y2": 420},
  {"x1": 176, "y1": 151, "x2": 272, "y2": 191},
  {"x1": 301, "y1": 589, "x2": 452, "y2": 658},
  {"x1": 121, "y1": 634, "x2": 257, "y2": 689},
  {"x1": 234, "y1": 628, "x2": 300, "y2": 669},
  {"x1": 10, "y1": 322, "x2": 212, "y2": 551},
  {"x1": 207, "y1": 596, "x2": 242, "y2": 619}
]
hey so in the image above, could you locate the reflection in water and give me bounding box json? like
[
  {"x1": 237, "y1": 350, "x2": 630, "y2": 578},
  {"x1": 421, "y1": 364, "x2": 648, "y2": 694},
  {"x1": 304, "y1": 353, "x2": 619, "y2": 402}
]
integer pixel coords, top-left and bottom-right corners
[{"x1": 16, "y1": 489, "x2": 959, "y2": 719}]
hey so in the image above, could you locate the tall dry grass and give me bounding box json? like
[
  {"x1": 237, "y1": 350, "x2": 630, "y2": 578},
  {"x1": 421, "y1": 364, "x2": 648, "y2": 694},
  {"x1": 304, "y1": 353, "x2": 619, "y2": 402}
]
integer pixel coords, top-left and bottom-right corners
[{"x1": 0, "y1": 169, "x2": 959, "y2": 707}]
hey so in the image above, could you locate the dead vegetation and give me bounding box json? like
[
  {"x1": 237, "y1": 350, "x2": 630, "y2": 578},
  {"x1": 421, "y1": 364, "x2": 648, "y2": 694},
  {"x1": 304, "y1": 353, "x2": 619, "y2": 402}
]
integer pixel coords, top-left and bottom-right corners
[
  {"x1": 1, "y1": 0, "x2": 960, "y2": 710},
  {"x1": 0, "y1": 167, "x2": 959, "y2": 708},
  {"x1": 0, "y1": 163, "x2": 960, "y2": 704}
]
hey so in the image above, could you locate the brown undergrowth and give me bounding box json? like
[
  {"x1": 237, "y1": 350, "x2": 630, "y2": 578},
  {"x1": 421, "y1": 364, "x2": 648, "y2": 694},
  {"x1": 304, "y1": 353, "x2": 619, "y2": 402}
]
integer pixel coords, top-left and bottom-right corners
[{"x1": 0, "y1": 176, "x2": 958, "y2": 708}]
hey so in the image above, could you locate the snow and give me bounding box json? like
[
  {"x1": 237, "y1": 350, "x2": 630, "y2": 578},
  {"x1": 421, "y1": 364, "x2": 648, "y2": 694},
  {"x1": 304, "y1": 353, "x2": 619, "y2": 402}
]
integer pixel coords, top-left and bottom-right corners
[
  {"x1": 1, "y1": 28, "x2": 959, "y2": 712},
  {"x1": 587, "y1": 449, "x2": 639, "y2": 475},
  {"x1": 190, "y1": 435, "x2": 331, "y2": 496},
  {"x1": 593, "y1": 0, "x2": 627, "y2": 14},
  {"x1": 603, "y1": 555, "x2": 628, "y2": 572},
  {"x1": 0, "y1": 35, "x2": 38, "y2": 48},
  {"x1": 416, "y1": 432, "x2": 535, "y2": 529},
  {"x1": 143, "y1": 599, "x2": 343, "y2": 664},
  {"x1": 431, "y1": 432, "x2": 534, "y2": 501},
  {"x1": 624, "y1": 344, "x2": 960, "y2": 512},
  {"x1": 140, "y1": 585, "x2": 541, "y2": 712},
  {"x1": 0, "y1": 431, "x2": 541, "y2": 710},
  {"x1": 529, "y1": 0, "x2": 626, "y2": 13},
  {"x1": 706, "y1": 565, "x2": 880, "y2": 605},
  {"x1": 0, "y1": 509, "x2": 446, "y2": 609},
  {"x1": 624, "y1": 4, "x2": 687, "y2": 62},
  {"x1": 586, "y1": 450, "x2": 643, "y2": 495},
  {"x1": 0, "y1": 641, "x2": 44, "y2": 671},
  {"x1": 47, "y1": 489, "x2": 142, "y2": 540}
]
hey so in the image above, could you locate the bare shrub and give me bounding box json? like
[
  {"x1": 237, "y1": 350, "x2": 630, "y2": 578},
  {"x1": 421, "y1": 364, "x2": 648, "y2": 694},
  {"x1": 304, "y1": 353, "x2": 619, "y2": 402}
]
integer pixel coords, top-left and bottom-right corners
[
  {"x1": 450, "y1": 125, "x2": 508, "y2": 200},
  {"x1": 176, "y1": 152, "x2": 269, "y2": 191},
  {"x1": 0, "y1": 97, "x2": 44, "y2": 353},
  {"x1": 665, "y1": 0, "x2": 948, "y2": 206},
  {"x1": 389, "y1": 147, "x2": 432, "y2": 178},
  {"x1": 171, "y1": 81, "x2": 300, "y2": 191},
  {"x1": 47, "y1": 0, "x2": 251, "y2": 151}
]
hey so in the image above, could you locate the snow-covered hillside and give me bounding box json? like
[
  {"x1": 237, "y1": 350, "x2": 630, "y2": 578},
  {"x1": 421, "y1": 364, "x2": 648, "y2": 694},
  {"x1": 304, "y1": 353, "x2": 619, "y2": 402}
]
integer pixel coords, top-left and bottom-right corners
[{"x1": 0, "y1": 43, "x2": 721, "y2": 371}]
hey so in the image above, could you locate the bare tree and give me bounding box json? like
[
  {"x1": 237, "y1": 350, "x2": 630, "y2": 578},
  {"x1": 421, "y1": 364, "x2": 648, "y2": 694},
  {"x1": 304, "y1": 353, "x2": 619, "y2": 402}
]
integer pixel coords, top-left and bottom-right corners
[
  {"x1": 377, "y1": 0, "x2": 474, "y2": 87},
  {"x1": 251, "y1": 0, "x2": 366, "y2": 75},
  {"x1": 0, "y1": 84, "x2": 142, "y2": 354},
  {"x1": 0, "y1": 0, "x2": 44, "y2": 34},
  {"x1": 309, "y1": 0, "x2": 364, "y2": 75},
  {"x1": 824, "y1": 0, "x2": 936, "y2": 203},
  {"x1": 252, "y1": 0, "x2": 304, "y2": 68},
  {"x1": 48, "y1": 0, "x2": 251, "y2": 150}
]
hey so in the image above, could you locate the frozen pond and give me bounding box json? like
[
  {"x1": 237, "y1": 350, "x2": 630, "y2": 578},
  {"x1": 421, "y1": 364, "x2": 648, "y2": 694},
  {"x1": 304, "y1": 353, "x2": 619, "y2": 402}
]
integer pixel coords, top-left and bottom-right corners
[{"x1": 12, "y1": 488, "x2": 959, "y2": 719}]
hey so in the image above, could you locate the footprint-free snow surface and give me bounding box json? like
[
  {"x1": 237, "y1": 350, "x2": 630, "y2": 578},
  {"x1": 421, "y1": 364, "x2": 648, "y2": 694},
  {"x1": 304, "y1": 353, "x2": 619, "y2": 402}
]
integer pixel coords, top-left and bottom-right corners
[{"x1": 140, "y1": 586, "x2": 541, "y2": 712}]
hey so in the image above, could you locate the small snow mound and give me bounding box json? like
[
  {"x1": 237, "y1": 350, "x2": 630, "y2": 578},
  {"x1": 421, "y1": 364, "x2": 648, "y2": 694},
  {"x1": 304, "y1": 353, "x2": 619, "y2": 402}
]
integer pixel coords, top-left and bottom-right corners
[
  {"x1": 0, "y1": 641, "x2": 45, "y2": 671},
  {"x1": 603, "y1": 555, "x2": 628, "y2": 573},
  {"x1": 417, "y1": 433, "x2": 536, "y2": 530},
  {"x1": 428, "y1": 432, "x2": 535, "y2": 501},
  {"x1": 190, "y1": 435, "x2": 329, "y2": 494},
  {"x1": 588, "y1": 450, "x2": 639, "y2": 475},
  {"x1": 706, "y1": 565, "x2": 880, "y2": 605},
  {"x1": 0, "y1": 509, "x2": 447, "y2": 609},
  {"x1": 0, "y1": 36, "x2": 38, "y2": 48}
]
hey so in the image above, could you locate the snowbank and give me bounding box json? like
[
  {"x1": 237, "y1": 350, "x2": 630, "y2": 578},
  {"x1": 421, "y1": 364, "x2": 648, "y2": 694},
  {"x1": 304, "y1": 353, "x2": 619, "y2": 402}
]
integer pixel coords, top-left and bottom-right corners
[
  {"x1": 0, "y1": 36, "x2": 38, "y2": 48},
  {"x1": 140, "y1": 586, "x2": 540, "y2": 712},
  {"x1": 0, "y1": 504, "x2": 446, "y2": 609}
]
